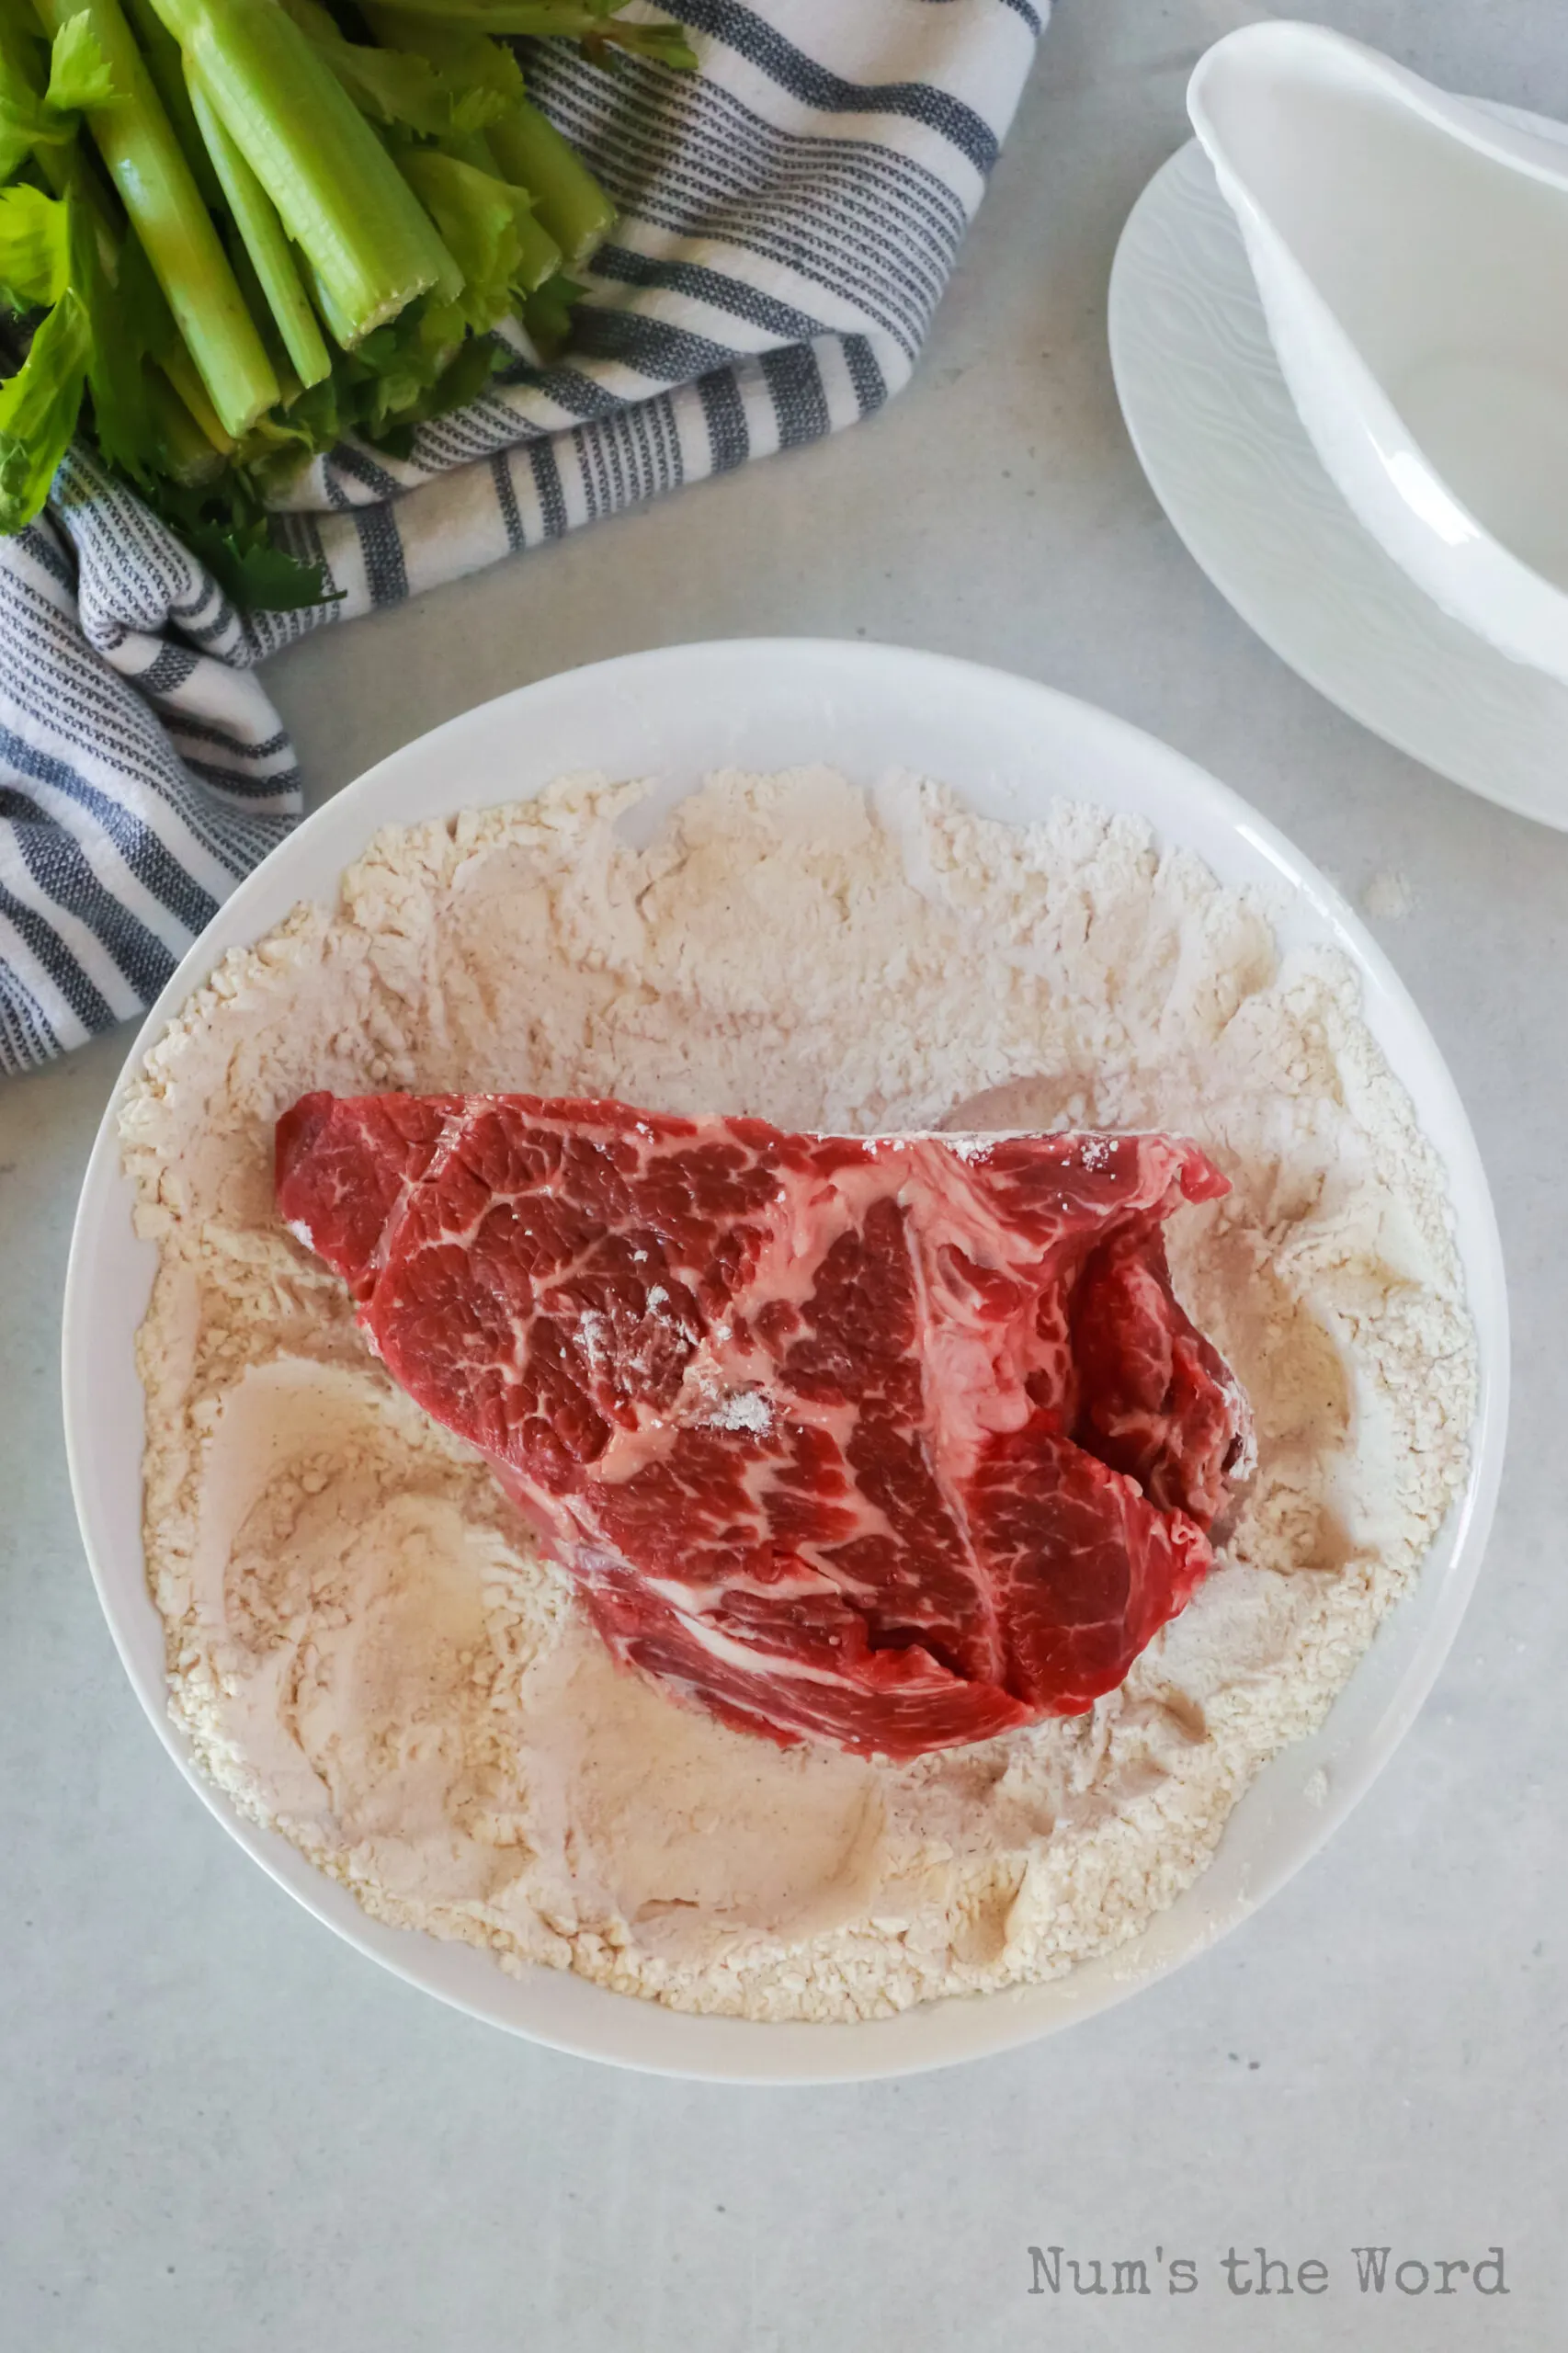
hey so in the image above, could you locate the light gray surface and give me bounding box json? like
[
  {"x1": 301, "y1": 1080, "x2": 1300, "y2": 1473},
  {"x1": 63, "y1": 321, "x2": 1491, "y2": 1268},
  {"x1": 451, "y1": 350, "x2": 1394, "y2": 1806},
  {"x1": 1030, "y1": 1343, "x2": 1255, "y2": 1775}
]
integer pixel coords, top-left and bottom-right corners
[{"x1": 3, "y1": 2, "x2": 1565, "y2": 2344}]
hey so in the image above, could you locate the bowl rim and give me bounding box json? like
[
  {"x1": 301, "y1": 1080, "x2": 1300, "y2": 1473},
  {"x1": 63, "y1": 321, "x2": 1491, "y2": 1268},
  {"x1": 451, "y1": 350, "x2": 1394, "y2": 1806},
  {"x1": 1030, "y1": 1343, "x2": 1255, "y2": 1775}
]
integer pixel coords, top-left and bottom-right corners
[{"x1": 62, "y1": 637, "x2": 1510, "y2": 2082}]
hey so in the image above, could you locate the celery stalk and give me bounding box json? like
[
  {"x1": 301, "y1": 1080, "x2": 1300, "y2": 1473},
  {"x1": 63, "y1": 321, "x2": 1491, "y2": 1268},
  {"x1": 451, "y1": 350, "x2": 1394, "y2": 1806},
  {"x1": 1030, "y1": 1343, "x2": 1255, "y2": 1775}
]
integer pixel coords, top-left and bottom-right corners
[
  {"x1": 29, "y1": 0, "x2": 278, "y2": 434},
  {"x1": 121, "y1": 0, "x2": 224, "y2": 210},
  {"x1": 511, "y1": 192, "x2": 562, "y2": 291},
  {"x1": 436, "y1": 119, "x2": 561, "y2": 288},
  {"x1": 295, "y1": 248, "x2": 356, "y2": 353},
  {"x1": 144, "y1": 0, "x2": 461, "y2": 340},
  {"x1": 185, "y1": 62, "x2": 328, "y2": 386},
  {"x1": 147, "y1": 362, "x2": 223, "y2": 481},
  {"x1": 159, "y1": 337, "x2": 233, "y2": 449},
  {"x1": 488, "y1": 96, "x2": 612, "y2": 266}
]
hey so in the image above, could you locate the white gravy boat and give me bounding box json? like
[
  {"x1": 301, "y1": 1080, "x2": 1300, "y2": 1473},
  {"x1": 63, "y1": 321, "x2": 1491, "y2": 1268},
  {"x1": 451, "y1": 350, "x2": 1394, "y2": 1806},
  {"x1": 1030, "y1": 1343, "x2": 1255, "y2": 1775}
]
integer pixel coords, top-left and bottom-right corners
[{"x1": 1189, "y1": 21, "x2": 1568, "y2": 684}]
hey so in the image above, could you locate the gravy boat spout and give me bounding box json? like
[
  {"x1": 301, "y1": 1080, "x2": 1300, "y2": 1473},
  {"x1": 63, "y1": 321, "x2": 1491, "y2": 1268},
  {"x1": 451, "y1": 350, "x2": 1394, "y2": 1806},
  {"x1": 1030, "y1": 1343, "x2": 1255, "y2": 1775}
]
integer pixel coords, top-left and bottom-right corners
[{"x1": 1189, "y1": 22, "x2": 1568, "y2": 685}]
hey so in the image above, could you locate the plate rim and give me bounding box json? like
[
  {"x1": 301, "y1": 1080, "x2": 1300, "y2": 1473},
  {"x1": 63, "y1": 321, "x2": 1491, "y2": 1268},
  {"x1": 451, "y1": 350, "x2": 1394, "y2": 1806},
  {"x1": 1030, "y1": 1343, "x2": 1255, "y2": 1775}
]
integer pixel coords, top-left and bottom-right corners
[{"x1": 62, "y1": 636, "x2": 1511, "y2": 2081}]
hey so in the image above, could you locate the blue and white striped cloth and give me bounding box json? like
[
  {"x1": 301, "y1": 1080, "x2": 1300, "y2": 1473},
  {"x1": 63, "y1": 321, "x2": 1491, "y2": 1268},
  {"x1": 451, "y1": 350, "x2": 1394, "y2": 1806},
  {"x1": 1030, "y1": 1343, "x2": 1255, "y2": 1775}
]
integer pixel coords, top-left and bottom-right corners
[{"x1": 0, "y1": 0, "x2": 1045, "y2": 1075}]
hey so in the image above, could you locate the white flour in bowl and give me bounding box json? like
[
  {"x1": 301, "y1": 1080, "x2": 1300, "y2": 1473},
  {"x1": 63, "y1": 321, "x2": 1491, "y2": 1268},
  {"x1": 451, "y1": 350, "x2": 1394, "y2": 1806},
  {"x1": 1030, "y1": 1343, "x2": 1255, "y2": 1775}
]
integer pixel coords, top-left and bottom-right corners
[{"x1": 119, "y1": 768, "x2": 1475, "y2": 2021}]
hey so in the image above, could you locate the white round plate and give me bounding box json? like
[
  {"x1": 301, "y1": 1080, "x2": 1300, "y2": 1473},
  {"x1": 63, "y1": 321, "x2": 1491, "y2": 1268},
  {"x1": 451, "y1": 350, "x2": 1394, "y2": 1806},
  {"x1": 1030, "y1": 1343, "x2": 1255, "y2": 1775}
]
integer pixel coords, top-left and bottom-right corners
[
  {"x1": 63, "y1": 640, "x2": 1508, "y2": 2082},
  {"x1": 1108, "y1": 121, "x2": 1568, "y2": 831}
]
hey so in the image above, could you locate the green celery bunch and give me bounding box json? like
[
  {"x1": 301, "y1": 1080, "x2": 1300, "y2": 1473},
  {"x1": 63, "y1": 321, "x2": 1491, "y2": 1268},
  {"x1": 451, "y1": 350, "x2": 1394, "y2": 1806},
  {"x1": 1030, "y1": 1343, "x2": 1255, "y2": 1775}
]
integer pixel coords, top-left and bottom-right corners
[{"x1": 0, "y1": 0, "x2": 693, "y2": 602}]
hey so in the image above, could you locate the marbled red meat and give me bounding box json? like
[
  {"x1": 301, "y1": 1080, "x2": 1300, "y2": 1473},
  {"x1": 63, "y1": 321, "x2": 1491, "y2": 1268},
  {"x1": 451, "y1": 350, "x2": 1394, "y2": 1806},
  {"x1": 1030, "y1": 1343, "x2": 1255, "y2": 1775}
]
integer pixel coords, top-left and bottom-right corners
[{"x1": 276, "y1": 1090, "x2": 1249, "y2": 1760}]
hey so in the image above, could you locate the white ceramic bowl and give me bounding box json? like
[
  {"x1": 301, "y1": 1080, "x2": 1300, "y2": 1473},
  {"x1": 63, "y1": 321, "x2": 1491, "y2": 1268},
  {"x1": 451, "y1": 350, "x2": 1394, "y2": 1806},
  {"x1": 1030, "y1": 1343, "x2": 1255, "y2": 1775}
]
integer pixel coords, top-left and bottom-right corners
[{"x1": 63, "y1": 640, "x2": 1507, "y2": 2083}]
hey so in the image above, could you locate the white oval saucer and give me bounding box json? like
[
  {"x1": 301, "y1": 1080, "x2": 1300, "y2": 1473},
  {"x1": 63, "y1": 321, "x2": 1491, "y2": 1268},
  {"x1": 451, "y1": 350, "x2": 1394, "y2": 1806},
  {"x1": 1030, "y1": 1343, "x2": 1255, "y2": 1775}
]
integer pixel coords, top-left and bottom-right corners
[{"x1": 1108, "y1": 119, "x2": 1568, "y2": 832}]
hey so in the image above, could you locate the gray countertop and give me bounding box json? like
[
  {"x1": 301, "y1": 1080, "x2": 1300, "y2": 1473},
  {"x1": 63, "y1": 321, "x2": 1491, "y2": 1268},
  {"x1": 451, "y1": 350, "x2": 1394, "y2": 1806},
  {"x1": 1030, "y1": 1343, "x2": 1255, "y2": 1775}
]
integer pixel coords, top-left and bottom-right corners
[{"x1": 4, "y1": 4, "x2": 1565, "y2": 2346}]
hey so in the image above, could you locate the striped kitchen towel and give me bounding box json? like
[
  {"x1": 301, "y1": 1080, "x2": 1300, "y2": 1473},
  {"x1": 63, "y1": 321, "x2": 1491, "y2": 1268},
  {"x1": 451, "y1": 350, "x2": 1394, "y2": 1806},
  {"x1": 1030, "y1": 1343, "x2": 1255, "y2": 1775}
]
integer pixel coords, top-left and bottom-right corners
[{"x1": 0, "y1": 0, "x2": 1046, "y2": 1076}]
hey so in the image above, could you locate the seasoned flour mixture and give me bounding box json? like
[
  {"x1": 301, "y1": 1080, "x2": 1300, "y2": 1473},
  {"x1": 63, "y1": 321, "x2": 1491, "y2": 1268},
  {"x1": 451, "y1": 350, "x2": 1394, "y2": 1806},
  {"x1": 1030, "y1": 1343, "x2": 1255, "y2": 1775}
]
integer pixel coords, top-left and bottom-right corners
[{"x1": 121, "y1": 769, "x2": 1476, "y2": 2020}]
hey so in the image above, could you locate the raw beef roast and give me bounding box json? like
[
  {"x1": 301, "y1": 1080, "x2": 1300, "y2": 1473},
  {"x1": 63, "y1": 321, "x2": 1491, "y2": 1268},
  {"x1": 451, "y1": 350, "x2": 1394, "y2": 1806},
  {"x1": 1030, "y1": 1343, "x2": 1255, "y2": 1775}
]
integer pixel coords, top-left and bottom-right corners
[{"x1": 277, "y1": 1091, "x2": 1250, "y2": 1761}]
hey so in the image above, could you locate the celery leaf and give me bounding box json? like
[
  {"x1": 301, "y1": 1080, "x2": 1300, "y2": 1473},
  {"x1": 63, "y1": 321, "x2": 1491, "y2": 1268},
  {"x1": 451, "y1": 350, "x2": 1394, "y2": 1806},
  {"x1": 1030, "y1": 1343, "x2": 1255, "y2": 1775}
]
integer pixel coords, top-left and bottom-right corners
[
  {"x1": 0, "y1": 283, "x2": 88, "y2": 529},
  {"x1": 0, "y1": 180, "x2": 72, "y2": 309},
  {"x1": 46, "y1": 12, "x2": 123, "y2": 113}
]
